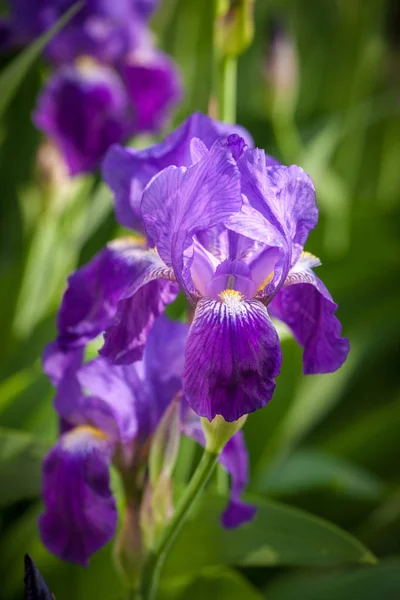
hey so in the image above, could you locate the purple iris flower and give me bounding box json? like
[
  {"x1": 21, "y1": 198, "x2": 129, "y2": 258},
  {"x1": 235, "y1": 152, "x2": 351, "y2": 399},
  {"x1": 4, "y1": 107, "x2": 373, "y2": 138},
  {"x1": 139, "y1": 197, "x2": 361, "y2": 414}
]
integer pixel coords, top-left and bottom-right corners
[
  {"x1": 97, "y1": 122, "x2": 349, "y2": 422},
  {"x1": 5, "y1": 0, "x2": 156, "y2": 63},
  {"x1": 41, "y1": 316, "x2": 255, "y2": 565},
  {"x1": 33, "y1": 51, "x2": 181, "y2": 175}
]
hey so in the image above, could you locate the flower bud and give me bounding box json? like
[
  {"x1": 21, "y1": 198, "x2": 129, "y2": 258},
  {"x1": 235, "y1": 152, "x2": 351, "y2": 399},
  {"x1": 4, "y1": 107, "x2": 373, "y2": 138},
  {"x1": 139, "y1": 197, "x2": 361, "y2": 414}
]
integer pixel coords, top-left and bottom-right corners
[
  {"x1": 114, "y1": 498, "x2": 144, "y2": 586},
  {"x1": 201, "y1": 414, "x2": 247, "y2": 454},
  {"x1": 140, "y1": 397, "x2": 181, "y2": 549},
  {"x1": 215, "y1": 0, "x2": 255, "y2": 58},
  {"x1": 149, "y1": 397, "x2": 181, "y2": 487}
]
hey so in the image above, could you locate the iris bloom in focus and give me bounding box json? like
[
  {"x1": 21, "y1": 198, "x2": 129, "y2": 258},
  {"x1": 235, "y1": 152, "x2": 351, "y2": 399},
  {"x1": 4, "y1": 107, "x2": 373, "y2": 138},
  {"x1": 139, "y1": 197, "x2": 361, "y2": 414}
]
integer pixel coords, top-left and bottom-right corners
[
  {"x1": 41, "y1": 314, "x2": 255, "y2": 566},
  {"x1": 99, "y1": 116, "x2": 349, "y2": 422},
  {"x1": 51, "y1": 111, "x2": 348, "y2": 423}
]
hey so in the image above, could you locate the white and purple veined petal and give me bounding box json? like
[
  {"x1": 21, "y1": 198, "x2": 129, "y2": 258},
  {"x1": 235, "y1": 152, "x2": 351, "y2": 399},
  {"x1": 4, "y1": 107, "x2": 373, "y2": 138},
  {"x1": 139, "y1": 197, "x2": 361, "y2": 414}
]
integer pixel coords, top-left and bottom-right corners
[
  {"x1": 39, "y1": 426, "x2": 117, "y2": 566},
  {"x1": 183, "y1": 295, "x2": 282, "y2": 422},
  {"x1": 269, "y1": 252, "x2": 350, "y2": 373}
]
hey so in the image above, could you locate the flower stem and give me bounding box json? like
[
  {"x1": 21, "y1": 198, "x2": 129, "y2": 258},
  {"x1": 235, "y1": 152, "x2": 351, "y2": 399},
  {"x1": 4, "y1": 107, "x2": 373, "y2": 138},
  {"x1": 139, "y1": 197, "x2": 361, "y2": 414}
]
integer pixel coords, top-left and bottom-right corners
[
  {"x1": 136, "y1": 449, "x2": 219, "y2": 600},
  {"x1": 218, "y1": 55, "x2": 237, "y2": 123}
]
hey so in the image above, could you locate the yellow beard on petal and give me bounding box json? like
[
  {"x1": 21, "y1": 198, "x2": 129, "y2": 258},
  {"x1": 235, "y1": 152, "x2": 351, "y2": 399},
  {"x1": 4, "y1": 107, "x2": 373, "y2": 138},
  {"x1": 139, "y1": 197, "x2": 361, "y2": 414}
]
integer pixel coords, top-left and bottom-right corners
[{"x1": 219, "y1": 288, "x2": 244, "y2": 306}]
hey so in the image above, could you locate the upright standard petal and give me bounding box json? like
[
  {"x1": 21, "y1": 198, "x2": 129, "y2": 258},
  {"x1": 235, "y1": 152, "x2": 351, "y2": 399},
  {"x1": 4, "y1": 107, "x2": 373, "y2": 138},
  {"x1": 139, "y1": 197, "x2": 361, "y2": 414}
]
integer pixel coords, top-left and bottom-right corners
[
  {"x1": 33, "y1": 64, "x2": 130, "y2": 175},
  {"x1": 183, "y1": 294, "x2": 282, "y2": 421},
  {"x1": 57, "y1": 239, "x2": 147, "y2": 349},
  {"x1": 141, "y1": 139, "x2": 242, "y2": 295},
  {"x1": 39, "y1": 426, "x2": 117, "y2": 566},
  {"x1": 181, "y1": 405, "x2": 256, "y2": 527},
  {"x1": 238, "y1": 148, "x2": 318, "y2": 264},
  {"x1": 100, "y1": 251, "x2": 178, "y2": 364},
  {"x1": 269, "y1": 253, "x2": 350, "y2": 373},
  {"x1": 102, "y1": 112, "x2": 253, "y2": 230},
  {"x1": 120, "y1": 51, "x2": 182, "y2": 134}
]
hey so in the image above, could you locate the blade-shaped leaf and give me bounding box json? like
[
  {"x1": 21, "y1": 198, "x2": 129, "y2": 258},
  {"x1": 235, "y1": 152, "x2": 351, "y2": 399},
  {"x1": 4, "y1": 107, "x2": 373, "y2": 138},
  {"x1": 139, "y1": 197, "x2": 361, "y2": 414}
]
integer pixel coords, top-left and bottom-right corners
[
  {"x1": 162, "y1": 493, "x2": 375, "y2": 579},
  {"x1": 0, "y1": 2, "x2": 83, "y2": 118},
  {"x1": 264, "y1": 560, "x2": 400, "y2": 600}
]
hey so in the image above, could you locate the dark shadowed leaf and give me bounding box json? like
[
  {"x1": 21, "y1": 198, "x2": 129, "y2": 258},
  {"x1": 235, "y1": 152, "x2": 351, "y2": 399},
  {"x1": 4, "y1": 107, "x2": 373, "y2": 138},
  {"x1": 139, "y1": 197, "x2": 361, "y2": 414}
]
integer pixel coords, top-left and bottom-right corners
[
  {"x1": 263, "y1": 560, "x2": 400, "y2": 600},
  {"x1": 162, "y1": 493, "x2": 375, "y2": 579}
]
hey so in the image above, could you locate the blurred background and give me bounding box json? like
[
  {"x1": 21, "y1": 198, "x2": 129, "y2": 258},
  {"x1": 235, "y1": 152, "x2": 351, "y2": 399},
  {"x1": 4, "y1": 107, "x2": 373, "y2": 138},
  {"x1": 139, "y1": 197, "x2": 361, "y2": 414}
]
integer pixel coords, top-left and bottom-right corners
[{"x1": 0, "y1": 0, "x2": 400, "y2": 598}]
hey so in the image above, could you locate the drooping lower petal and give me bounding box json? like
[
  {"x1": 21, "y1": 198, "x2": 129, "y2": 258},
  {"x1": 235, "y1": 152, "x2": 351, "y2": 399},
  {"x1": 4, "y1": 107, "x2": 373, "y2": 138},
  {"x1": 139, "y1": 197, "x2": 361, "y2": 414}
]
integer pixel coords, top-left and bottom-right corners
[
  {"x1": 100, "y1": 252, "x2": 178, "y2": 364},
  {"x1": 269, "y1": 253, "x2": 349, "y2": 374},
  {"x1": 181, "y1": 404, "x2": 256, "y2": 527},
  {"x1": 57, "y1": 238, "x2": 148, "y2": 349},
  {"x1": 102, "y1": 112, "x2": 252, "y2": 231},
  {"x1": 183, "y1": 295, "x2": 282, "y2": 421},
  {"x1": 39, "y1": 427, "x2": 117, "y2": 566}
]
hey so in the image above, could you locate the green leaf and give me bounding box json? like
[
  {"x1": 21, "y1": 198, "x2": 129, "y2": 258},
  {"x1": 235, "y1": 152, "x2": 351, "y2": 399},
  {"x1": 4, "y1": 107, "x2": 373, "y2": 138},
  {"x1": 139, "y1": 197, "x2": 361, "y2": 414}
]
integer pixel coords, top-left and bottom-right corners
[
  {"x1": 254, "y1": 448, "x2": 385, "y2": 501},
  {"x1": 161, "y1": 567, "x2": 263, "y2": 600},
  {"x1": 162, "y1": 493, "x2": 375, "y2": 579},
  {"x1": 264, "y1": 561, "x2": 400, "y2": 600},
  {"x1": 0, "y1": 428, "x2": 48, "y2": 506},
  {"x1": 0, "y1": 2, "x2": 83, "y2": 118}
]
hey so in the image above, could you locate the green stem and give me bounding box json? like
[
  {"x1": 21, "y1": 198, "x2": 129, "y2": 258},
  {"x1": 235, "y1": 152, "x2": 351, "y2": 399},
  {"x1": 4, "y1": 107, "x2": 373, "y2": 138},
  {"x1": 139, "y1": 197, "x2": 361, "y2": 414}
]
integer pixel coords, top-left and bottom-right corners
[
  {"x1": 218, "y1": 55, "x2": 237, "y2": 123},
  {"x1": 137, "y1": 449, "x2": 219, "y2": 600}
]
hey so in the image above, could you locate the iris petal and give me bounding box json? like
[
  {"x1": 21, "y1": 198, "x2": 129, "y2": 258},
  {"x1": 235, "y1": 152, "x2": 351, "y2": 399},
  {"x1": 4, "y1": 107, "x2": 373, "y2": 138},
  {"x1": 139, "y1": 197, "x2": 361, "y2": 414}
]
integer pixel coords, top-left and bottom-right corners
[
  {"x1": 57, "y1": 238, "x2": 148, "y2": 349},
  {"x1": 102, "y1": 112, "x2": 253, "y2": 230},
  {"x1": 39, "y1": 427, "x2": 116, "y2": 566},
  {"x1": 100, "y1": 251, "x2": 178, "y2": 364},
  {"x1": 183, "y1": 295, "x2": 282, "y2": 421},
  {"x1": 141, "y1": 139, "x2": 242, "y2": 296},
  {"x1": 269, "y1": 253, "x2": 349, "y2": 373}
]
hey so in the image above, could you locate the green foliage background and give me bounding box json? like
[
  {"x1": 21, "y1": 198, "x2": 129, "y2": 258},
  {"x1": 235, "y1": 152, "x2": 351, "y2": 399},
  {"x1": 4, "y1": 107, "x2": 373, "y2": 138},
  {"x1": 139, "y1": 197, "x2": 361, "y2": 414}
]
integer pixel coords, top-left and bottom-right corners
[{"x1": 0, "y1": 0, "x2": 399, "y2": 598}]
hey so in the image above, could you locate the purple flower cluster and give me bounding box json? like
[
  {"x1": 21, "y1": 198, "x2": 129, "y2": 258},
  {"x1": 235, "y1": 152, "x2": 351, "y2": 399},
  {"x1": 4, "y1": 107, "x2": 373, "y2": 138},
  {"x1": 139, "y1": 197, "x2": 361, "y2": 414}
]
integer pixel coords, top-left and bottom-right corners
[
  {"x1": 3, "y1": 0, "x2": 181, "y2": 174},
  {"x1": 40, "y1": 112, "x2": 349, "y2": 565}
]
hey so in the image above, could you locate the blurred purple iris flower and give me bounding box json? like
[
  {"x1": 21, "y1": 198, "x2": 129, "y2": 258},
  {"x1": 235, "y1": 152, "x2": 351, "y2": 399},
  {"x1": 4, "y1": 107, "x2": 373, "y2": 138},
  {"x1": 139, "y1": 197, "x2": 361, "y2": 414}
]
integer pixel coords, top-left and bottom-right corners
[
  {"x1": 33, "y1": 51, "x2": 181, "y2": 175},
  {"x1": 97, "y1": 115, "x2": 349, "y2": 422},
  {"x1": 5, "y1": 0, "x2": 157, "y2": 63},
  {"x1": 2, "y1": 1, "x2": 182, "y2": 175},
  {"x1": 39, "y1": 316, "x2": 255, "y2": 565},
  {"x1": 41, "y1": 315, "x2": 255, "y2": 565}
]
